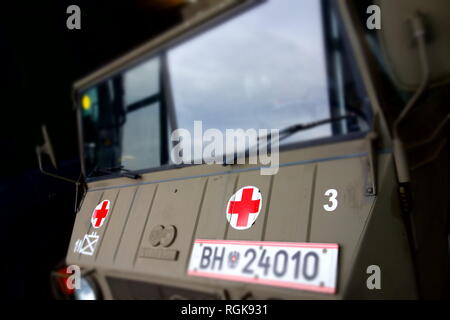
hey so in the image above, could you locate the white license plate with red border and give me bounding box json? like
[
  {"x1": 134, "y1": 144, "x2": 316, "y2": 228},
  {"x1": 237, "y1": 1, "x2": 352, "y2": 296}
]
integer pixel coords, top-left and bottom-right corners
[{"x1": 187, "y1": 239, "x2": 339, "y2": 294}]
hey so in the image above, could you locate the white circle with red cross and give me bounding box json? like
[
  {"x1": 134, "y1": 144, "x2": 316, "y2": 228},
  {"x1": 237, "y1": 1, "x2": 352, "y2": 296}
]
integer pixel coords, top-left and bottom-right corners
[
  {"x1": 91, "y1": 200, "x2": 111, "y2": 229},
  {"x1": 226, "y1": 186, "x2": 262, "y2": 230}
]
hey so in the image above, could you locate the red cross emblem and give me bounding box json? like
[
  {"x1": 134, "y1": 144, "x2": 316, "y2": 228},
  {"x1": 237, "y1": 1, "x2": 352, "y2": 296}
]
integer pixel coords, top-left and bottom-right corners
[
  {"x1": 226, "y1": 186, "x2": 262, "y2": 230},
  {"x1": 91, "y1": 200, "x2": 110, "y2": 229}
]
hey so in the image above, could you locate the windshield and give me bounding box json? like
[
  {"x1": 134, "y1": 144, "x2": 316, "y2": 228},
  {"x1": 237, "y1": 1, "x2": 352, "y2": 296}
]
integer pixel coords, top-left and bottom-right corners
[{"x1": 79, "y1": 0, "x2": 370, "y2": 178}]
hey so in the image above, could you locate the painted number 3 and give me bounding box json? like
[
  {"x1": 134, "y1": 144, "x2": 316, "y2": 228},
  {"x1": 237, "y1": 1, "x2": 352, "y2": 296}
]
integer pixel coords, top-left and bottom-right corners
[{"x1": 323, "y1": 189, "x2": 338, "y2": 212}]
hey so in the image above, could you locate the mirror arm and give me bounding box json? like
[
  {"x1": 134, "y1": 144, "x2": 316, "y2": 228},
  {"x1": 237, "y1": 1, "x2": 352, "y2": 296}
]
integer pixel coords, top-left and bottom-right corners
[{"x1": 36, "y1": 146, "x2": 80, "y2": 186}]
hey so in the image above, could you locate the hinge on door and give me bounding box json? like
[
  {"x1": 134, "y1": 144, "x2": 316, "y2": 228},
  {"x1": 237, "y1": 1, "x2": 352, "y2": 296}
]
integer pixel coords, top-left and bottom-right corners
[
  {"x1": 365, "y1": 132, "x2": 377, "y2": 196},
  {"x1": 365, "y1": 115, "x2": 379, "y2": 196}
]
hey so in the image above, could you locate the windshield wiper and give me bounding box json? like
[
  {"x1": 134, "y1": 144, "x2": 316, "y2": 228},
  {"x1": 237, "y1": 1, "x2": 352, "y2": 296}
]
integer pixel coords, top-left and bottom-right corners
[
  {"x1": 277, "y1": 112, "x2": 361, "y2": 142},
  {"x1": 223, "y1": 112, "x2": 365, "y2": 165},
  {"x1": 89, "y1": 165, "x2": 141, "y2": 179}
]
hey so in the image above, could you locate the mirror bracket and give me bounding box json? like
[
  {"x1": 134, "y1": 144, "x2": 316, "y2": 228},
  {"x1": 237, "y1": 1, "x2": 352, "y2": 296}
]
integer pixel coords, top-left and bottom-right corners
[
  {"x1": 36, "y1": 145, "x2": 80, "y2": 185},
  {"x1": 35, "y1": 125, "x2": 80, "y2": 186}
]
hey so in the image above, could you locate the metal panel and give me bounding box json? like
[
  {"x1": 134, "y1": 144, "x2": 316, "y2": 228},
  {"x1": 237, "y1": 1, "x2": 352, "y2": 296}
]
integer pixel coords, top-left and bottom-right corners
[
  {"x1": 113, "y1": 184, "x2": 158, "y2": 269},
  {"x1": 194, "y1": 174, "x2": 238, "y2": 240},
  {"x1": 79, "y1": 189, "x2": 120, "y2": 264},
  {"x1": 66, "y1": 141, "x2": 418, "y2": 299},
  {"x1": 66, "y1": 190, "x2": 103, "y2": 264},
  {"x1": 96, "y1": 186, "x2": 138, "y2": 266},
  {"x1": 309, "y1": 156, "x2": 375, "y2": 293},
  {"x1": 264, "y1": 164, "x2": 316, "y2": 242},
  {"x1": 134, "y1": 177, "x2": 208, "y2": 278}
]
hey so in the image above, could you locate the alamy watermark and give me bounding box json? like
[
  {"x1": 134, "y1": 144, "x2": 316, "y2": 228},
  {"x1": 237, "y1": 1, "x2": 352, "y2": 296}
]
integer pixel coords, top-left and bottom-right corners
[
  {"x1": 64, "y1": 4, "x2": 381, "y2": 31},
  {"x1": 366, "y1": 5, "x2": 381, "y2": 30},
  {"x1": 66, "y1": 5, "x2": 81, "y2": 30},
  {"x1": 170, "y1": 121, "x2": 280, "y2": 175},
  {"x1": 66, "y1": 264, "x2": 81, "y2": 290},
  {"x1": 366, "y1": 265, "x2": 381, "y2": 290}
]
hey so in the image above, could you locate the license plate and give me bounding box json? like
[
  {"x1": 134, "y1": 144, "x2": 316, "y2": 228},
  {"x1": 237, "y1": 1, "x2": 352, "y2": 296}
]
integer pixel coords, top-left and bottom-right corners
[{"x1": 187, "y1": 239, "x2": 339, "y2": 294}]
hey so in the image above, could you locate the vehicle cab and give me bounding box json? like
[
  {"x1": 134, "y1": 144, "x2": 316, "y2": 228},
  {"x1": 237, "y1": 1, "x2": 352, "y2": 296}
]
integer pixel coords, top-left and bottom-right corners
[{"x1": 54, "y1": 0, "x2": 450, "y2": 299}]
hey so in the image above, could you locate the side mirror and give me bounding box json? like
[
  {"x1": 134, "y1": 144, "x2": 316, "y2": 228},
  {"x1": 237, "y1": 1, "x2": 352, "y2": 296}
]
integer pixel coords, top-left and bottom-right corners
[
  {"x1": 36, "y1": 125, "x2": 78, "y2": 185},
  {"x1": 36, "y1": 125, "x2": 58, "y2": 170}
]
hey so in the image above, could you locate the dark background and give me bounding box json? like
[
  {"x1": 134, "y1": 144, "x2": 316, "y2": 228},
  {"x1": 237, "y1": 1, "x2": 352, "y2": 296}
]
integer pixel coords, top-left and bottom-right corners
[{"x1": 0, "y1": 1, "x2": 182, "y2": 299}]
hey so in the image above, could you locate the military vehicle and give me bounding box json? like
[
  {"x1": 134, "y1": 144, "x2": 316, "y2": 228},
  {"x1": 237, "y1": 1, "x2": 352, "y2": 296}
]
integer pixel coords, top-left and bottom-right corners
[{"x1": 38, "y1": 0, "x2": 450, "y2": 299}]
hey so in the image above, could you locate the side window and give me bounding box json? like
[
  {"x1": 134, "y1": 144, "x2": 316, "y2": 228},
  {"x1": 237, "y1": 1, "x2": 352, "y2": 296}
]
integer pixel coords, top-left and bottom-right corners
[
  {"x1": 120, "y1": 100, "x2": 161, "y2": 170},
  {"x1": 124, "y1": 58, "x2": 160, "y2": 105},
  {"x1": 121, "y1": 58, "x2": 163, "y2": 170},
  {"x1": 81, "y1": 57, "x2": 165, "y2": 176}
]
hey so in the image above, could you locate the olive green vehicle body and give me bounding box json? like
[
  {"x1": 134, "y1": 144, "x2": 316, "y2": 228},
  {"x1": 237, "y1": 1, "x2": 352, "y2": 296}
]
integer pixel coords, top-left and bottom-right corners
[{"x1": 64, "y1": 0, "x2": 450, "y2": 299}]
